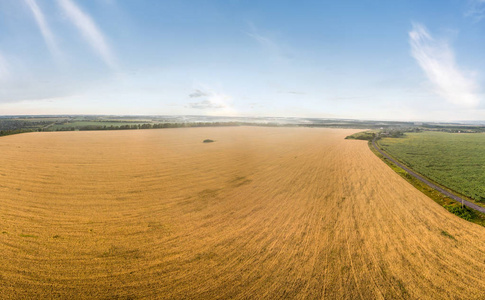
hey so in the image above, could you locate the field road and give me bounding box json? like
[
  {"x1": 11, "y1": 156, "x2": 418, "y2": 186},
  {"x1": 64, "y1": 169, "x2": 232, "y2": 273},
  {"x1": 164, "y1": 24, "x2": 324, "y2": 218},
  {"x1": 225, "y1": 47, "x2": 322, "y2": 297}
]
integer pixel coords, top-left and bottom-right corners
[
  {"x1": 0, "y1": 127, "x2": 484, "y2": 299},
  {"x1": 372, "y1": 137, "x2": 485, "y2": 214}
]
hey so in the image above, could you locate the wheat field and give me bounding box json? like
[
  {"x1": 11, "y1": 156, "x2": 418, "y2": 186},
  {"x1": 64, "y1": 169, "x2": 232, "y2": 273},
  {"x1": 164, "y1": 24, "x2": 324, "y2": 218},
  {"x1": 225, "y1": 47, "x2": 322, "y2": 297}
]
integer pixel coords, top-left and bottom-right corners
[{"x1": 0, "y1": 127, "x2": 484, "y2": 299}]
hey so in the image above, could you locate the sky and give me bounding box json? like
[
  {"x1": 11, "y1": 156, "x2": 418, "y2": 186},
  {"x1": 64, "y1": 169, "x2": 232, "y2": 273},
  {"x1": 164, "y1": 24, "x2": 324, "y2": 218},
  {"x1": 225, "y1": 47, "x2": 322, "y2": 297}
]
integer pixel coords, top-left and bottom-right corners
[{"x1": 1, "y1": 0, "x2": 485, "y2": 121}]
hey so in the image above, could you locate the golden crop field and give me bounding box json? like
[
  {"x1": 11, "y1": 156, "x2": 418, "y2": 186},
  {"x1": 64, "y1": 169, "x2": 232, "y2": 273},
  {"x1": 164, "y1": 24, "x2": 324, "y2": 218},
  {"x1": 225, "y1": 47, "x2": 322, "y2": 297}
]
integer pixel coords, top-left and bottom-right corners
[{"x1": 0, "y1": 127, "x2": 484, "y2": 299}]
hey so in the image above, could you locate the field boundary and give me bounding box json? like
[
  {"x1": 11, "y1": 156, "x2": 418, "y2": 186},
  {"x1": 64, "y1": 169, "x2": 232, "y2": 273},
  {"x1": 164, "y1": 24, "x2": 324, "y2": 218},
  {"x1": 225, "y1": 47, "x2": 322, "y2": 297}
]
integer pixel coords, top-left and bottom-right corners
[{"x1": 370, "y1": 137, "x2": 485, "y2": 216}]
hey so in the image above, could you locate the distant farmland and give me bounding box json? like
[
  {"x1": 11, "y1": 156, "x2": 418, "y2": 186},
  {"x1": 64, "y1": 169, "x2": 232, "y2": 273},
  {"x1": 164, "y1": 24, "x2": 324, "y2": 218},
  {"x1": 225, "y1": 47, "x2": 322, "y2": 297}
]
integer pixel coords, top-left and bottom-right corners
[
  {"x1": 0, "y1": 127, "x2": 484, "y2": 299},
  {"x1": 378, "y1": 131, "x2": 485, "y2": 203}
]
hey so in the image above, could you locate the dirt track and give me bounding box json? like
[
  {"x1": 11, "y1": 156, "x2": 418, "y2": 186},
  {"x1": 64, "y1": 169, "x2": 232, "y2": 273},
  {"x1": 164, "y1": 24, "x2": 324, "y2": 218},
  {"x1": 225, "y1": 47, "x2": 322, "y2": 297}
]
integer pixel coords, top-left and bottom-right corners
[{"x1": 0, "y1": 127, "x2": 484, "y2": 299}]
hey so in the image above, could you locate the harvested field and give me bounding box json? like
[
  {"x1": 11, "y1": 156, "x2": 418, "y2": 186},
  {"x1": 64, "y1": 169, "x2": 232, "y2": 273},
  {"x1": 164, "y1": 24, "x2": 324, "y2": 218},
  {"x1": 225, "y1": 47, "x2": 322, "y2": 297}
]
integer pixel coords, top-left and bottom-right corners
[{"x1": 0, "y1": 127, "x2": 484, "y2": 299}]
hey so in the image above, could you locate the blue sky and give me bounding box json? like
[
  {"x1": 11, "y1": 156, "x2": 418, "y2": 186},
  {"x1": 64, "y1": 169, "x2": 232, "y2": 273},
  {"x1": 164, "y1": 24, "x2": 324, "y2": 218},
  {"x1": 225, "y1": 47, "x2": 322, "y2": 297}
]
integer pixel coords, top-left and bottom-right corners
[{"x1": 1, "y1": 0, "x2": 485, "y2": 121}]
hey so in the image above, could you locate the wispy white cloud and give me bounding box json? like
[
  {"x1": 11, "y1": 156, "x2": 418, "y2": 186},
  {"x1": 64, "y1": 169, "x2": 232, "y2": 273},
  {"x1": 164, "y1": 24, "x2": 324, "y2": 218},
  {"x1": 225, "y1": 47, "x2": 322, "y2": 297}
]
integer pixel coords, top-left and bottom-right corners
[
  {"x1": 409, "y1": 23, "x2": 480, "y2": 107},
  {"x1": 245, "y1": 23, "x2": 289, "y2": 63},
  {"x1": 57, "y1": 0, "x2": 117, "y2": 69},
  {"x1": 189, "y1": 99, "x2": 225, "y2": 109},
  {"x1": 187, "y1": 87, "x2": 235, "y2": 114},
  {"x1": 24, "y1": 0, "x2": 62, "y2": 58},
  {"x1": 247, "y1": 31, "x2": 279, "y2": 53},
  {"x1": 465, "y1": 0, "x2": 485, "y2": 21},
  {"x1": 278, "y1": 90, "x2": 306, "y2": 95}
]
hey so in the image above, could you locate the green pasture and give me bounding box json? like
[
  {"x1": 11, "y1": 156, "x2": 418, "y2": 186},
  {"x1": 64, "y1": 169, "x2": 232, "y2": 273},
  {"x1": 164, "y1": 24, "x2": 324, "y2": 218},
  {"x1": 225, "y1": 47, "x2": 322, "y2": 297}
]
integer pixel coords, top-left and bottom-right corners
[{"x1": 378, "y1": 131, "x2": 485, "y2": 202}]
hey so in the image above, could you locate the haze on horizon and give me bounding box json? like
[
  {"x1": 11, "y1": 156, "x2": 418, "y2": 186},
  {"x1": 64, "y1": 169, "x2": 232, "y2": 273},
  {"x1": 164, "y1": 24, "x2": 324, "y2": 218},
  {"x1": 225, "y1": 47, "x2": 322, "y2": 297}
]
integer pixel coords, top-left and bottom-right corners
[{"x1": 1, "y1": 0, "x2": 485, "y2": 121}]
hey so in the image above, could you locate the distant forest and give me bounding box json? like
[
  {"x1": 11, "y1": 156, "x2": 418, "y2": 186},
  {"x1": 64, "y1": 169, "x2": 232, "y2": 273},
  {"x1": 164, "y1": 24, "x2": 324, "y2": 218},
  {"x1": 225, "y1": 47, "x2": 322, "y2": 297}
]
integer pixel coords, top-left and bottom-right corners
[{"x1": 1, "y1": 115, "x2": 484, "y2": 137}]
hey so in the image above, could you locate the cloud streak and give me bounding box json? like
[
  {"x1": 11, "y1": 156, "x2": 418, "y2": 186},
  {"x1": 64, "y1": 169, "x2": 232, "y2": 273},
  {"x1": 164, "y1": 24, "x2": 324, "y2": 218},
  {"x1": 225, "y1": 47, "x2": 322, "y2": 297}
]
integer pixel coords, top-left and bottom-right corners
[
  {"x1": 245, "y1": 23, "x2": 289, "y2": 63},
  {"x1": 278, "y1": 90, "x2": 306, "y2": 95},
  {"x1": 465, "y1": 0, "x2": 485, "y2": 21},
  {"x1": 24, "y1": 0, "x2": 61, "y2": 58},
  {"x1": 409, "y1": 23, "x2": 480, "y2": 107},
  {"x1": 189, "y1": 99, "x2": 225, "y2": 109},
  {"x1": 57, "y1": 0, "x2": 117, "y2": 69},
  {"x1": 189, "y1": 89, "x2": 210, "y2": 98},
  {"x1": 188, "y1": 88, "x2": 234, "y2": 112}
]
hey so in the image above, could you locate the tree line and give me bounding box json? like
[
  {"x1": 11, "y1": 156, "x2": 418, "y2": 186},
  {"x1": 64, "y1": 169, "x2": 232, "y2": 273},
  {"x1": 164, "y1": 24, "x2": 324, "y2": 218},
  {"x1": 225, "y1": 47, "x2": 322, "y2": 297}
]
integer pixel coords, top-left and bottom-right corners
[{"x1": 52, "y1": 122, "x2": 245, "y2": 131}]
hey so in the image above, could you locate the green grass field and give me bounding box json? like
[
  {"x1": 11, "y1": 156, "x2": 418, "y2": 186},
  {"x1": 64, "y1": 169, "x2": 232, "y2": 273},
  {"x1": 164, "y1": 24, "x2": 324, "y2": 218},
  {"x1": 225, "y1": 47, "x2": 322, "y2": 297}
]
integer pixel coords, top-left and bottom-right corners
[{"x1": 378, "y1": 131, "x2": 485, "y2": 203}]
